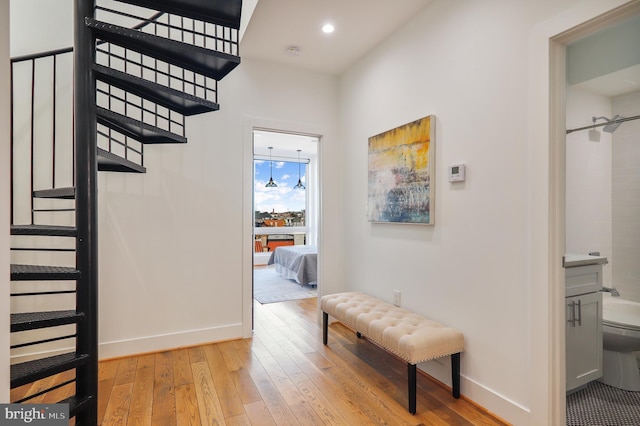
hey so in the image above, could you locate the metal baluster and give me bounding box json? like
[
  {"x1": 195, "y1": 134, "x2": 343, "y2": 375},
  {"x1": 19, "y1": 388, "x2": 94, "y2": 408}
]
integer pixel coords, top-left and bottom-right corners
[
  {"x1": 52, "y1": 55, "x2": 57, "y2": 189},
  {"x1": 30, "y1": 59, "x2": 35, "y2": 225}
]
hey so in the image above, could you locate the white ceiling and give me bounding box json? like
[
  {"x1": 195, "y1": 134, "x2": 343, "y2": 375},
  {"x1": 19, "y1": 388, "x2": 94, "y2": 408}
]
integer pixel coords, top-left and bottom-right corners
[
  {"x1": 573, "y1": 64, "x2": 640, "y2": 98},
  {"x1": 242, "y1": 0, "x2": 430, "y2": 158},
  {"x1": 253, "y1": 130, "x2": 318, "y2": 159},
  {"x1": 239, "y1": 0, "x2": 431, "y2": 76}
]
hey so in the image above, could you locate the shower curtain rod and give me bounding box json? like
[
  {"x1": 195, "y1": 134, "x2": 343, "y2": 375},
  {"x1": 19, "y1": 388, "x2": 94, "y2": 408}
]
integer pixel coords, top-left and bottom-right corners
[{"x1": 566, "y1": 114, "x2": 640, "y2": 134}]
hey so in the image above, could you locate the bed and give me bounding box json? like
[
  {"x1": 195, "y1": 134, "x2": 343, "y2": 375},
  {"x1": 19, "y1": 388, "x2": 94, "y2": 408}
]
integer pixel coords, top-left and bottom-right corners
[{"x1": 267, "y1": 245, "x2": 317, "y2": 287}]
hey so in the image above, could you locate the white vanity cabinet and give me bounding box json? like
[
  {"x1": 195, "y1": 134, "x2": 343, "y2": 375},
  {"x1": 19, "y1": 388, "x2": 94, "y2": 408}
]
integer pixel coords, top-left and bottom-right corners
[{"x1": 564, "y1": 254, "x2": 606, "y2": 392}]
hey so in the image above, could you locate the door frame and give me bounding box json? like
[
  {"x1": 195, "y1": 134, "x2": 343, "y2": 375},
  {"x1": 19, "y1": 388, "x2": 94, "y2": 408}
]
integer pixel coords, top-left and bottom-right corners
[
  {"x1": 532, "y1": 1, "x2": 640, "y2": 424},
  {"x1": 242, "y1": 117, "x2": 323, "y2": 338}
]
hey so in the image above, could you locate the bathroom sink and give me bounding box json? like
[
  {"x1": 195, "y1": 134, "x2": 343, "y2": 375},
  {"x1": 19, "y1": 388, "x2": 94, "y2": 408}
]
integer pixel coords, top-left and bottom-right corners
[{"x1": 564, "y1": 253, "x2": 608, "y2": 267}]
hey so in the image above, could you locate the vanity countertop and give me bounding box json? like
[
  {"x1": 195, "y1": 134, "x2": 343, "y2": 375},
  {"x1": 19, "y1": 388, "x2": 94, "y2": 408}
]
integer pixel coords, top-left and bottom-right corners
[{"x1": 564, "y1": 253, "x2": 608, "y2": 267}]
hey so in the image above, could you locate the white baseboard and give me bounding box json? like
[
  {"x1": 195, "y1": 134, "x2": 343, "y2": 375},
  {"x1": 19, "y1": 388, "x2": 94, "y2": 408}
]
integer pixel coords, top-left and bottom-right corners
[
  {"x1": 10, "y1": 324, "x2": 244, "y2": 365},
  {"x1": 419, "y1": 359, "x2": 530, "y2": 425},
  {"x1": 98, "y1": 323, "x2": 244, "y2": 360}
]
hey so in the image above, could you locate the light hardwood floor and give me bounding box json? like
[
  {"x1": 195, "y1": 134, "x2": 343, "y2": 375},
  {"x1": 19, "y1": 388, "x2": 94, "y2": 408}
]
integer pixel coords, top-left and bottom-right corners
[{"x1": 12, "y1": 298, "x2": 510, "y2": 425}]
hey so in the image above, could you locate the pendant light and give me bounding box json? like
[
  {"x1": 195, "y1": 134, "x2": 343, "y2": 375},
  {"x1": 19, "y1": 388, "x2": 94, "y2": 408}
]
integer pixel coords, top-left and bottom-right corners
[
  {"x1": 294, "y1": 149, "x2": 305, "y2": 190},
  {"x1": 265, "y1": 147, "x2": 277, "y2": 187}
]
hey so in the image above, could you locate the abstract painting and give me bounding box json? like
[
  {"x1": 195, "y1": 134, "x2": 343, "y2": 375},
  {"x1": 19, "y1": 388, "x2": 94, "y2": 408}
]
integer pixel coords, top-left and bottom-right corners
[{"x1": 368, "y1": 115, "x2": 435, "y2": 224}]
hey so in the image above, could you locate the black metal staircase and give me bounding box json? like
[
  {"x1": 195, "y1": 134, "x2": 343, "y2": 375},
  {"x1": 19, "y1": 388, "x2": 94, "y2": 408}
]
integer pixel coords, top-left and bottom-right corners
[{"x1": 9, "y1": 0, "x2": 241, "y2": 423}]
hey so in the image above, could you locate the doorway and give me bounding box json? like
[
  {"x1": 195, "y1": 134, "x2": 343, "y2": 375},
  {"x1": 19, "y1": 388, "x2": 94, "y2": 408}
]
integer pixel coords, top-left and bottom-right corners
[
  {"x1": 251, "y1": 129, "x2": 320, "y2": 307},
  {"x1": 523, "y1": 1, "x2": 640, "y2": 423},
  {"x1": 563, "y1": 10, "x2": 640, "y2": 423},
  {"x1": 540, "y1": 2, "x2": 640, "y2": 424}
]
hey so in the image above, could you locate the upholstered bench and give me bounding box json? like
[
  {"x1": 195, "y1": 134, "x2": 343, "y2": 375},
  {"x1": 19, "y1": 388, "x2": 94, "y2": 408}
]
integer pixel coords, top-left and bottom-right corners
[{"x1": 320, "y1": 291, "x2": 464, "y2": 414}]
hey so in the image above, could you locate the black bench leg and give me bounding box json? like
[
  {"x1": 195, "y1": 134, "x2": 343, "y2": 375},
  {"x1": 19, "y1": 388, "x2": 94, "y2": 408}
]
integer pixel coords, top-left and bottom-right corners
[
  {"x1": 451, "y1": 352, "x2": 461, "y2": 398},
  {"x1": 322, "y1": 312, "x2": 328, "y2": 345},
  {"x1": 408, "y1": 363, "x2": 417, "y2": 415}
]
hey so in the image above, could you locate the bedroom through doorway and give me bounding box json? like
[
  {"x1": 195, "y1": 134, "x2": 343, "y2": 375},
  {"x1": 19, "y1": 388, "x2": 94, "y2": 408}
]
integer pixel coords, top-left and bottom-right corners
[{"x1": 252, "y1": 130, "x2": 319, "y2": 305}]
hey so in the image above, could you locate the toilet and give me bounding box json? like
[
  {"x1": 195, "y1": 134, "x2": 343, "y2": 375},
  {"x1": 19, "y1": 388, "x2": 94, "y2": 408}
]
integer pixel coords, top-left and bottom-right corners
[{"x1": 601, "y1": 294, "x2": 640, "y2": 391}]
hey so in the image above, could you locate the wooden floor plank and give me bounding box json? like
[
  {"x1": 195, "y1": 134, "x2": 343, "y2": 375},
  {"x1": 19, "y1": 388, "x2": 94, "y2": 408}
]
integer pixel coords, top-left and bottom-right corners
[
  {"x1": 288, "y1": 370, "x2": 351, "y2": 425},
  {"x1": 114, "y1": 356, "x2": 138, "y2": 386},
  {"x1": 234, "y1": 343, "x2": 301, "y2": 425},
  {"x1": 203, "y1": 343, "x2": 246, "y2": 418},
  {"x1": 191, "y1": 360, "x2": 227, "y2": 425},
  {"x1": 252, "y1": 331, "x2": 304, "y2": 377},
  {"x1": 173, "y1": 348, "x2": 194, "y2": 387},
  {"x1": 188, "y1": 345, "x2": 207, "y2": 363},
  {"x1": 101, "y1": 383, "x2": 133, "y2": 426},
  {"x1": 98, "y1": 377, "x2": 117, "y2": 425},
  {"x1": 289, "y1": 401, "x2": 326, "y2": 426},
  {"x1": 175, "y1": 383, "x2": 202, "y2": 426},
  {"x1": 99, "y1": 358, "x2": 121, "y2": 381},
  {"x1": 218, "y1": 340, "x2": 244, "y2": 372},
  {"x1": 225, "y1": 413, "x2": 253, "y2": 426},
  {"x1": 257, "y1": 355, "x2": 306, "y2": 406},
  {"x1": 229, "y1": 368, "x2": 262, "y2": 405},
  {"x1": 243, "y1": 400, "x2": 277, "y2": 426},
  {"x1": 151, "y1": 351, "x2": 176, "y2": 426},
  {"x1": 127, "y1": 354, "x2": 155, "y2": 426}
]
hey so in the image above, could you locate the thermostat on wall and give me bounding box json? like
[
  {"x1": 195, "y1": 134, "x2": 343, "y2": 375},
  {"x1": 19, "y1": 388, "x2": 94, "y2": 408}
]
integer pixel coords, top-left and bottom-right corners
[{"x1": 448, "y1": 163, "x2": 465, "y2": 182}]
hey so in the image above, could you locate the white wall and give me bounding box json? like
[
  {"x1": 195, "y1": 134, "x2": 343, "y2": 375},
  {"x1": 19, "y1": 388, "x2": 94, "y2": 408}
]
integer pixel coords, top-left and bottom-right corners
[
  {"x1": 337, "y1": 0, "x2": 628, "y2": 423},
  {"x1": 10, "y1": 0, "x2": 73, "y2": 57},
  {"x1": 612, "y1": 90, "x2": 640, "y2": 301},
  {"x1": 565, "y1": 86, "x2": 613, "y2": 286},
  {"x1": 97, "y1": 57, "x2": 340, "y2": 357},
  {"x1": 1, "y1": 0, "x2": 10, "y2": 403}
]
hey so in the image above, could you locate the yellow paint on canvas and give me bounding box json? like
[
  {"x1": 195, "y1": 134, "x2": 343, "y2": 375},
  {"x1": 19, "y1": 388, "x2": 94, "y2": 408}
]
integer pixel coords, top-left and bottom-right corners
[{"x1": 368, "y1": 116, "x2": 431, "y2": 173}]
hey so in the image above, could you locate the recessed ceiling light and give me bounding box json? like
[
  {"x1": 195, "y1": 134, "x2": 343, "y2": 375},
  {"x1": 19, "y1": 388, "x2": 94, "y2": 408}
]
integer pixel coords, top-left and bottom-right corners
[{"x1": 322, "y1": 23, "x2": 335, "y2": 34}]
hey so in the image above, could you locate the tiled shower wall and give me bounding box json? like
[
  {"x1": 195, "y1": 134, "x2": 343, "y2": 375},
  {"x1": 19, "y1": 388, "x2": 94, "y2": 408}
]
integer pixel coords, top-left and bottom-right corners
[
  {"x1": 566, "y1": 86, "x2": 613, "y2": 286},
  {"x1": 612, "y1": 90, "x2": 640, "y2": 302}
]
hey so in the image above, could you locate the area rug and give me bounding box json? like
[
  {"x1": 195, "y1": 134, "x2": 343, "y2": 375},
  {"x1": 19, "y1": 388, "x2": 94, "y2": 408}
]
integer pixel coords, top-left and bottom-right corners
[
  {"x1": 253, "y1": 267, "x2": 317, "y2": 304},
  {"x1": 566, "y1": 380, "x2": 640, "y2": 425}
]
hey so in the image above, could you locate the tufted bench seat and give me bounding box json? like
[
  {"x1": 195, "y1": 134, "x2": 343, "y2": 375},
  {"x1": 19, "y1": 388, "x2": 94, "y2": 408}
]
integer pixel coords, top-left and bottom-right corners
[{"x1": 321, "y1": 291, "x2": 464, "y2": 414}]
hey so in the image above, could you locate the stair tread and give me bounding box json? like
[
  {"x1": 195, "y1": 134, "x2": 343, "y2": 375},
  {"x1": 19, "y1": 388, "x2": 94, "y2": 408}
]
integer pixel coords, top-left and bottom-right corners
[
  {"x1": 11, "y1": 310, "x2": 84, "y2": 332},
  {"x1": 96, "y1": 107, "x2": 187, "y2": 144},
  {"x1": 98, "y1": 148, "x2": 146, "y2": 173},
  {"x1": 60, "y1": 395, "x2": 93, "y2": 419},
  {"x1": 11, "y1": 224, "x2": 77, "y2": 237},
  {"x1": 11, "y1": 352, "x2": 89, "y2": 389},
  {"x1": 112, "y1": 0, "x2": 242, "y2": 28},
  {"x1": 86, "y1": 18, "x2": 240, "y2": 81},
  {"x1": 33, "y1": 187, "x2": 75, "y2": 199},
  {"x1": 10, "y1": 264, "x2": 81, "y2": 281},
  {"x1": 93, "y1": 64, "x2": 219, "y2": 116}
]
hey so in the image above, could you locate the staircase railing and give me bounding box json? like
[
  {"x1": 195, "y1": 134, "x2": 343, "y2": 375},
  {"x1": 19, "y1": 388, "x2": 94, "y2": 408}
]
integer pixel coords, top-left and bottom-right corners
[{"x1": 10, "y1": 47, "x2": 75, "y2": 226}]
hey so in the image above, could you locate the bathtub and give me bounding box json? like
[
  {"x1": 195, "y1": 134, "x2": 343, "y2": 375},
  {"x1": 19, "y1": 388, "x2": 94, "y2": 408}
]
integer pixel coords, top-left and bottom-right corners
[{"x1": 601, "y1": 293, "x2": 640, "y2": 391}]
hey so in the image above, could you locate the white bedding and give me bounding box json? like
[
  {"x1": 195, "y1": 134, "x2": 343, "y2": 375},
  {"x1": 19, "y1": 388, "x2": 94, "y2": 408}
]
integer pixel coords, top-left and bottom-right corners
[{"x1": 267, "y1": 245, "x2": 317, "y2": 286}]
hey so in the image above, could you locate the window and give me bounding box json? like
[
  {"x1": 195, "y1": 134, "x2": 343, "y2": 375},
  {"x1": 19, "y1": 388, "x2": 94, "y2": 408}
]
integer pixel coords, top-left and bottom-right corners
[{"x1": 254, "y1": 159, "x2": 307, "y2": 228}]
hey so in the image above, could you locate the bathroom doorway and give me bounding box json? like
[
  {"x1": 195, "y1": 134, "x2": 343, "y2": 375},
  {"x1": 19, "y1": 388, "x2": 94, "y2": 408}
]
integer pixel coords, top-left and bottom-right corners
[
  {"x1": 559, "y1": 6, "x2": 640, "y2": 424},
  {"x1": 528, "y1": 2, "x2": 640, "y2": 423}
]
